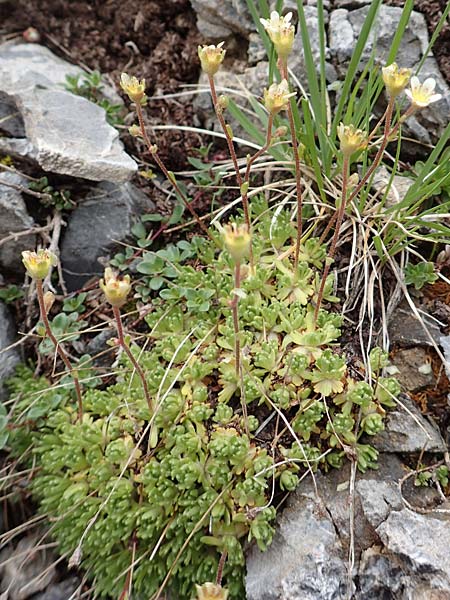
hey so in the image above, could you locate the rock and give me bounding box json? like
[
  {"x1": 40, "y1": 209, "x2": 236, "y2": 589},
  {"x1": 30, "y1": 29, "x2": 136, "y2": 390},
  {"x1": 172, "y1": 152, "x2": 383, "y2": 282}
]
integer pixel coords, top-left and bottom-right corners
[
  {"x1": 391, "y1": 347, "x2": 436, "y2": 392},
  {"x1": 60, "y1": 181, "x2": 153, "y2": 291},
  {"x1": 0, "y1": 301, "x2": 20, "y2": 401},
  {"x1": 33, "y1": 577, "x2": 79, "y2": 600},
  {"x1": 247, "y1": 453, "x2": 450, "y2": 599},
  {"x1": 369, "y1": 165, "x2": 414, "y2": 209},
  {"x1": 0, "y1": 42, "x2": 136, "y2": 182},
  {"x1": 441, "y1": 335, "x2": 450, "y2": 381},
  {"x1": 370, "y1": 394, "x2": 446, "y2": 453},
  {"x1": 191, "y1": 0, "x2": 254, "y2": 38},
  {"x1": 388, "y1": 302, "x2": 442, "y2": 347},
  {"x1": 18, "y1": 88, "x2": 136, "y2": 182},
  {"x1": 328, "y1": 6, "x2": 450, "y2": 142},
  {"x1": 0, "y1": 534, "x2": 57, "y2": 599},
  {"x1": 246, "y1": 484, "x2": 349, "y2": 600},
  {"x1": 0, "y1": 92, "x2": 25, "y2": 138},
  {"x1": 0, "y1": 172, "x2": 35, "y2": 273}
]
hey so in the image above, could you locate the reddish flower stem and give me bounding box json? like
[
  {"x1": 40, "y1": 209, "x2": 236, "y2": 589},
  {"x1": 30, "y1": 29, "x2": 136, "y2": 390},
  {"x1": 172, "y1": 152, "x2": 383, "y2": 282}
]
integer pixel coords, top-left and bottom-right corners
[
  {"x1": 112, "y1": 305, "x2": 153, "y2": 413},
  {"x1": 280, "y1": 60, "x2": 303, "y2": 270},
  {"x1": 35, "y1": 278, "x2": 83, "y2": 421},
  {"x1": 135, "y1": 103, "x2": 211, "y2": 239}
]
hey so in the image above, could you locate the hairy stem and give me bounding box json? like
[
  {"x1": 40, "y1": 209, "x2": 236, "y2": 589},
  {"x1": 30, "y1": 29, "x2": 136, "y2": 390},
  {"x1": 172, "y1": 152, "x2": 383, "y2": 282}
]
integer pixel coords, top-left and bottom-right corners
[
  {"x1": 112, "y1": 306, "x2": 153, "y2": 414},
  {"x1": 35, "y1": 278, "x2": 83, "y2": 421},
  {"x1": 135, "y1": 103, "x2": 211, "y2": 238},
  {"x1": 314, "y1": 156, "x2": 350, "y2": 322},
  {"x1": 216, "y1": 549, "x2": 228, "y2": 587},
  {"x1": 319, "y1": 96, "x2": 396, "y2": 245},
  {"x1": 280, "y1": 60, "x2": 303, "y2": 270},
  {"x1": 231, "y1": 261, "x2": 242, "y2": 379}
]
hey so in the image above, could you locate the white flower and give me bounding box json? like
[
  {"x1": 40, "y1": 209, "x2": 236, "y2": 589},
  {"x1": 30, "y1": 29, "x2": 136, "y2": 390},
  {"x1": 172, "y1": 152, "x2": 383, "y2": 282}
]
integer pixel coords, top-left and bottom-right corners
[
  {"x1": 198, "y1": 42, "x2": 226, "y2": 76},
  {"x1": 260, "y1": 11, "x2": 295, "y2": 58},
  {"x1": 263, "y1": 79, "x2": 296, "y2": 114},
  {"x1": 405, "y1": 76, "x2": 442, "y2": 108}
]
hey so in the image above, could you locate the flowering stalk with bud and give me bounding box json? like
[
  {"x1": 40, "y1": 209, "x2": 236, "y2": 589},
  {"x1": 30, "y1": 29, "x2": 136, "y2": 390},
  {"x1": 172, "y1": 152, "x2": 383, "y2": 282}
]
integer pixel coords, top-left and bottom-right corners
[
  {"x1": 260, "y1": 10, "x2": 303, "y2": 269},
  {"x1": 315, "y1": 124, "x2": 368, "y2": 320},
  {"x1": 22, "y1": 249, "x2": 84, "y2": 420},
  {"x1": 100, "y1": 268, "x2": 153, "y2": 413},
  {"x1": 121, "y1": 73, "x2": 210, "y2": 238}
]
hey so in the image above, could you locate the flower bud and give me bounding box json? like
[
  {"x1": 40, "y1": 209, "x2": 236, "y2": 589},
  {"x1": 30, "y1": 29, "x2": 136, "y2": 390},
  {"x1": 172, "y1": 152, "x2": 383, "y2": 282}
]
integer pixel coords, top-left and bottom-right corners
[
  {"x1": 198, "y1": 42, "x2": 226, "y2": 76},
  {"x1": 222, "y1": 223, "x2": 251, "y2": 263},
  {"x1": 337, "y1": 123, "x2": 367, "y2": 158},
  {"x1": 274, "y1": 125, "x2": 288, "y2": 137},
  {"x1": 263, "y1": 80, "x2": 295, "y2": 114},
  {"x1": 382, "y1": 63, "x2": 411, "y2": 98},
  {"x1": 100, "y1": 267, "x2": 131, "y2": 308},
  {"x1": 120, "y1": 73, "x2": 146, "y2": 104},
  {"x1": 195, "y1": 582, "x2": 229, "y2": 600},
  {"x1": 260, "y1": 11, "x2": 295, "y2": 59},
  {"x1": 128, "y1": 124, "x2": 142, "y2": 137},
  {"x1": 348, "y1": 173, "x2": 359, "y2": 189},
  {"x1": 217, "y1": 94, "x2": 229, "y2": 112},
  {"x1": 22, "y1": 249, "x2": 57, "y2": 280},
  {"x1": 43, "y1": 291, "x2": 55, "y2": 314}
]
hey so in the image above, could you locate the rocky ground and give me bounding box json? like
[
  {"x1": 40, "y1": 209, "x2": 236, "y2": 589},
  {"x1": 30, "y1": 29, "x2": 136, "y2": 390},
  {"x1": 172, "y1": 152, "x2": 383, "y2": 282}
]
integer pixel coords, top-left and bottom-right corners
[{"x1": 0, "y1": 1, "x2": 450, "y2": 599}]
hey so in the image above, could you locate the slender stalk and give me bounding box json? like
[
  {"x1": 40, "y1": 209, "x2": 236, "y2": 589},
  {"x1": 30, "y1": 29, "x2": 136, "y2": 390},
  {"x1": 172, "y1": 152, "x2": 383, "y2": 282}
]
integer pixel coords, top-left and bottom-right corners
[
  {"x1": 280, "y1": 60, "x2": 303, "y2": 270},
  {"x1": 216, "y1": 549, "x2": 228, "y2": 587},
  {"x1": 112, "y1": 306, "x2": 153, "y2": 413},
  {"x1": 319, "y1": 96, "x2": 397, "y2": 245},
  {"x1": 230, "y1": 261, "x2": 242, "y2": 379},
  {"x1": 314, "y1": 156, "x2": 349, "y2": 322},
  {"x1": 134, "y1": 103, "x2": 211, "y2": 238},
  {"x1": 35, "y1": 279, "x2": 83, "y2": 421}
]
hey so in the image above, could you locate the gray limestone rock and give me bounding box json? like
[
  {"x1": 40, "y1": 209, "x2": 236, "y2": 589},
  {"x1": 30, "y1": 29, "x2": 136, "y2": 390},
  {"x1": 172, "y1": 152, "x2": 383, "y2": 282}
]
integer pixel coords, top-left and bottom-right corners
[
  {"x1": 0, "y1": 42, "x2": 136, "y2": 182},
  {"x1": 390, "y1": 347, "x2": 436, "y2": 393},
  {"x1": 0, "y1": 172, "x2": 35, "y2": 273},
  {"x1": 328, "y1": 6, "x2": 450, "y2": 141},
  {"x1": 388, "y1": 302, "x2": 442, "y2": 347},
  {"x1": 246, "y1": 488, "x2": 349, "y2": 600},
  {"x1": 60, "y1": 181, "x2": 153, "y2": 291},
  {"x1": 370, "y1": 395, "x2": 446, "y2": 454},
  {"x1": 18, "y1": 87, "x2": 136, "y2": 182},
  {"x1": 0, "y1": 534, "x2": 57, "y2": 599},
  {"x1": 191, "y1": 0, "x2": 254, "y2": 39},
  {"x1": 0, "y1": 301, "x2": 20, "y2": 401}
]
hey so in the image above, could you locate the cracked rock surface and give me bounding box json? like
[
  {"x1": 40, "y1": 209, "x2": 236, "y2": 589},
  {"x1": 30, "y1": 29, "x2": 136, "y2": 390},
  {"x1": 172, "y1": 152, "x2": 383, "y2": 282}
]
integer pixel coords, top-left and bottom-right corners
[{"x1": 246, "y1": 455, "x2": 450, "y2": 599}]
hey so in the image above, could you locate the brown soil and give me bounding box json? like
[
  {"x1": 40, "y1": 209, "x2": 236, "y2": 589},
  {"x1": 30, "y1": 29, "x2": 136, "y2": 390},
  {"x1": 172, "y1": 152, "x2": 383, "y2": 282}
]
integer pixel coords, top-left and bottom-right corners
[{"x1": 0, "y1": 0, "x2": 203, "y2": 170}]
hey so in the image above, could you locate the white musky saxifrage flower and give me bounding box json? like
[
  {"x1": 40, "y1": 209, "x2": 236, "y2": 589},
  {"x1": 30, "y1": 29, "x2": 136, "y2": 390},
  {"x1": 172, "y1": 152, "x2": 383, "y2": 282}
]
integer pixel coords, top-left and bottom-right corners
[
  {"x1": 260, "y1": 11, "x2": 295, "y2": 58},
  {"x1": 405, "y1": 76, "x2": 442, "y2": 108}
]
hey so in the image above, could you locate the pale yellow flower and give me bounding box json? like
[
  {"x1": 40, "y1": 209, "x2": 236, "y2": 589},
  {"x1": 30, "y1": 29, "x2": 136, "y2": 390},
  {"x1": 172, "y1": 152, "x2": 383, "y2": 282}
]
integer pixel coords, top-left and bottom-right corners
[
  {"x1": 405, "y1": 76, "x2": 442, "y2": 108},
  {"x1": 263, "y1": 79, "x2": 296, "y2": 114},
  {"x1": 22, "y1": 249, "x2": 57, "y2": 280},
  {"x1": 100, "y1": 267, "x2": 131, "y2": 308},
  {"x1": 198, "y1": 42, "x2": 226, "y2": 76},
  {"x1": 195, "y1": 582, "x2": 229, "y2": 600},
  {"x1": 222, "y1": 222, "x2": 251, "y2": 262},
  {"x1": 382, "y1": 63, "x2": 411, "y2": 97},
  {"x1": 120, "y1": 73, "x2": 146, "y2": 103},
  {"x1": 260, "y1": 10, "x2": 295, "y2": 58},
  {"x1": 337, "y1": 123, "x2": 368, "y2": 157}
]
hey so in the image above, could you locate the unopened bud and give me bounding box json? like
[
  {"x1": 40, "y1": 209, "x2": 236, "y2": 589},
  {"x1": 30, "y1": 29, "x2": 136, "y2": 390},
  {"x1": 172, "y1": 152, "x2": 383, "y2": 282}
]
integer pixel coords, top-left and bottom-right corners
[
  {"x1": 348, "y1": 173, "x2": 359, "y2": 189},
  {"x1": 225, "y1": 124, "x2": 233, "y2": 139},
  {"x1": 240, "y1": 181, "x2": 249, "y2": 196},
  {"x1": 23, "y1": 27, "x2": 41, "y2": 43},
  {"x1": 149, "y1": 144, "x2": 158, "y2": 154},
  {"x1": 43, "y1": 291, "x2": 55, "y2": 314},
  {"x1": 274, "y1": 126, "x2": 288, "y2": 137},
  {"x1": 218, "y1": 94, "x2": 229, "y2": 111},
  {"x1": 128, "y1": 124, "x2": 142, "y2": 137}
]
